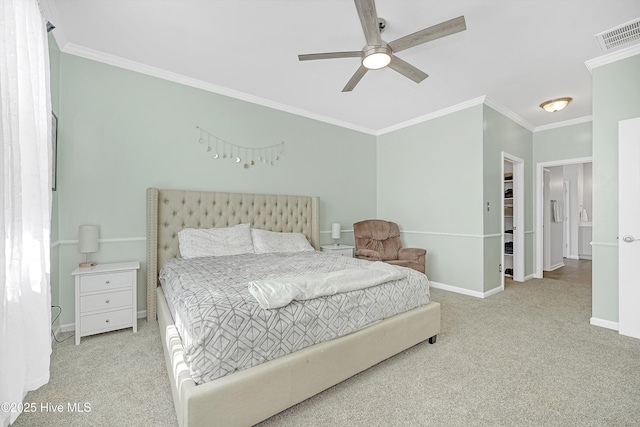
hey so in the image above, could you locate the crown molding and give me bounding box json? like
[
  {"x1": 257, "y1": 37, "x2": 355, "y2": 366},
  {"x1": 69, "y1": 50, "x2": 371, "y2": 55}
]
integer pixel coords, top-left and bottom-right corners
[
  {"x1": 483, "y1": 96, "x2": 535, "y2": 131},
  {"x1": 39, "y1": 0, "x2": 378, "y2": 135},
  {"x1": 55, "y1": 41, "x2": 582, "y2": 137},
  {"x1": 50, "y1": 14, "x2": 577, "y2": 139},
  {"x1": 375, "y1": 96, "x2": 488, "y2": 135},
  {"x1": 61, "y1": 43, "x2": 378, "y2": 136},
  {"x1": 534, "y1": 115, "x2": 592, "y2": 132},
  {"x1": 585, "y1": 43, "x2": 640, "y2": 72},
  {"x1": 61, "y1": 42, "x2": 534, "y2": 137}
]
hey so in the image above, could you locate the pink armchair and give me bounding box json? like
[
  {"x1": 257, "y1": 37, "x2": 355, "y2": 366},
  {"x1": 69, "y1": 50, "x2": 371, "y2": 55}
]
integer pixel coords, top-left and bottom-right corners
[{"x1": 353, "y1": 220, "x2": 426, "y2": 274}]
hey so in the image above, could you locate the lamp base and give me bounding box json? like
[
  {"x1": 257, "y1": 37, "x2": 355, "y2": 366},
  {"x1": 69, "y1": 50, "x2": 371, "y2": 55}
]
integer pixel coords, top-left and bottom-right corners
[{"x1": 79, "y1": 261, "x2": 97, "y2": 268}]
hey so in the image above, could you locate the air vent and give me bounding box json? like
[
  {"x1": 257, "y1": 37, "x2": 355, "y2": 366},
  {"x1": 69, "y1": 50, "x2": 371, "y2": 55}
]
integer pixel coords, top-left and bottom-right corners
[{"x1": 595, "y1": 18, "x2": 640, "y2": 52}]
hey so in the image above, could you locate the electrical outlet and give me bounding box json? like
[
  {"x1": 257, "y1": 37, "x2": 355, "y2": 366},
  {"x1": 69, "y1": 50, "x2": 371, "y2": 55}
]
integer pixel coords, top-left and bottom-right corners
[
  {"x1": 487, "y1": 202, "x2": 490, "y2": 211},
  {"x1": 499, "y1": 264, "x2": 502, "y2": 272}
]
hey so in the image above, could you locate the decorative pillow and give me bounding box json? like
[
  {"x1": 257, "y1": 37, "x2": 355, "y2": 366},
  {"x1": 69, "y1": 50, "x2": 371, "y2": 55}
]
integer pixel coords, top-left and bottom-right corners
[
  {"x1": 251, "y1": 228, "x2": 314, "y2": 254},
  {"x1": 178, "y1": 223, "x2": 254, "y2": 258}
]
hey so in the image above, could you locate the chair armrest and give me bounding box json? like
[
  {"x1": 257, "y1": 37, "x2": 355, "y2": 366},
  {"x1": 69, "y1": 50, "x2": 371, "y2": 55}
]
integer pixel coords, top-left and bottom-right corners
[
  {"x1": 398, "y1": 248, "x2": 426, "y2": 262},
  {"x1": 355, "y1": 248, "x2": 382, "y2": 261}
]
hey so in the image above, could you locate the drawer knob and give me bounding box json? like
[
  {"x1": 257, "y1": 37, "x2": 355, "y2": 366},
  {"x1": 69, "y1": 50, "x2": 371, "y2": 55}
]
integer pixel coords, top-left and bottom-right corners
[
  {"x1": 105, "y1": 280, "x2": 110, "y2": 284},
  {"x1": 105, "y1": 300, "x2": 110, "y2": 304},
  {"x1": 105, "y1": 319, "x2": 110, "y2": 323}
]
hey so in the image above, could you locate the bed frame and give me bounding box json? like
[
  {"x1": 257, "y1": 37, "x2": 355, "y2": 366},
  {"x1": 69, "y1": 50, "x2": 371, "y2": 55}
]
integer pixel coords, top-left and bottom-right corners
[{"x1": 146, "y1": 188, "x2": 441, "y2": 427}]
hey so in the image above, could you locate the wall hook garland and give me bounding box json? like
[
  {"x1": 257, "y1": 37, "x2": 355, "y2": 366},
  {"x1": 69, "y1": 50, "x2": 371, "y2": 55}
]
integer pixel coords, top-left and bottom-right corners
[{"x1": 197, "y1": 126, "x2": 284, "y2": 169}]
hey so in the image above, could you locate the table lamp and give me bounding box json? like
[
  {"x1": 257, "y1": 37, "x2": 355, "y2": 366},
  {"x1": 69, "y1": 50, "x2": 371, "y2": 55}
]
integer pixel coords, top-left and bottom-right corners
[
  {"x1": 331, "y1": 223, "x2": 341, "y2": 246},
  {"x1": 78, "y1": 224, "x2": 99, "y2": 267}
]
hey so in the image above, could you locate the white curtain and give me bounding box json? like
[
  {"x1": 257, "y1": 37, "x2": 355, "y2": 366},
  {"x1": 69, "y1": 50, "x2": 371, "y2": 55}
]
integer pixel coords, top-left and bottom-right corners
[{"x1": 0, "y1": 0, "x2": 53, "y2": 425}]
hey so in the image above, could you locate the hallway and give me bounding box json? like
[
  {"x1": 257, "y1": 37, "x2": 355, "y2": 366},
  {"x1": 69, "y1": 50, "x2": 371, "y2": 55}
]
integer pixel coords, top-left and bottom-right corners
[{"x1": 543, "y1": 258, "x2": 592, "y2": 286}]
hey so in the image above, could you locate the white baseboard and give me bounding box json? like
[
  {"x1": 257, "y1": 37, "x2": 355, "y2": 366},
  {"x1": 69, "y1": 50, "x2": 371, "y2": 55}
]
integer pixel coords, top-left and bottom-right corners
[
  {"x1": 590, "y1": 317, "x2": 619, "y2": 331},
  {"x1": 523, "y1": 274, "x2": 536, "y2": 281},
  {"x1": 579, "y1": 255, "x2": 592, "y2": 260},
  {"x1": 567, "y1": 255, "x2": 580, "y2": 260},
  {"x1": 60, "y1": 322, "x2": 75, "y2": 333},
  {"x1": 483, "y1": 285, "x2": 504, "y2": 298},
  {"x1": 547, "y1": 262, "x2": 565, "y2": 271},
  {"x1": 429, "y1": 281, "x2": 503, "y2": 299}
]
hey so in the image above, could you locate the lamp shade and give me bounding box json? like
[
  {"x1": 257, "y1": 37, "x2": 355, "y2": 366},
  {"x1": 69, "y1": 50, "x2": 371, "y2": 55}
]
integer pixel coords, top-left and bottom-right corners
[
  {"x1": 331, "y1": 223, "x2": 341, "y2": 240},
  {"x1": 78, "y1": 225, "x2": 99, "y2": 254}
]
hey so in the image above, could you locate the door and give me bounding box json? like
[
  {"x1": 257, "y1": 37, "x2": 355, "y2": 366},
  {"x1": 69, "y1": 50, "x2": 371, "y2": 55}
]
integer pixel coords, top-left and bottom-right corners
[{"x1": 619, "y1": 117, "x2": 640, "y2": 339}]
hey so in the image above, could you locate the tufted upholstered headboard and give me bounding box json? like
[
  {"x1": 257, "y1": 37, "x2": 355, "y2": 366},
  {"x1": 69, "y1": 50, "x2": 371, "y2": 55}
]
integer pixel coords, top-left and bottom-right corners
[{"x1": 146, "y1": 188, "x2": 320, "y2": 322}]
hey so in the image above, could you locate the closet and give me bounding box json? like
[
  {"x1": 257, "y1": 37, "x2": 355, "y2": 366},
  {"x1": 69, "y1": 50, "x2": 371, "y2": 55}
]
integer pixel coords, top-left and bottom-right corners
[
  {"x1": 502, "y1": 153, "x2": 524, "y2": 283},
  {"x1": 503, "y1": 161, "x2": 514, "y2": 278}
]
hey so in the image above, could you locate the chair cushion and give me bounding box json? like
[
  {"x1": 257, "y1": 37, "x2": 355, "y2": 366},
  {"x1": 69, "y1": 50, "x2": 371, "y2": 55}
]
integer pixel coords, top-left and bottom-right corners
[
  {"x1": 386, "y1": 259, "x2": 425, "y2": 274},
  {"x1": 353, "y1": 220, "x2": 403, "y2": 261}
]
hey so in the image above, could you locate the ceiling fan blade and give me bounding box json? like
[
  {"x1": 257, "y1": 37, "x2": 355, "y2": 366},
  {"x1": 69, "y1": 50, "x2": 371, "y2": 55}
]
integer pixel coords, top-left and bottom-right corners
[
  {"x1": 298, "y1": 51, "x2": 362, "y2": 61},
  {"x1": 387, "y1": 56, "x2": 428, "y2": 83},
  {"x1": 388, "y1": 16, "x2": 466, "y2": 53},
  {"x1": 342, "y1": 65, "x2": 368, "y2": 92},
  {"x1": 354, "y1": 0, "x2": 381, "y2": 46}
]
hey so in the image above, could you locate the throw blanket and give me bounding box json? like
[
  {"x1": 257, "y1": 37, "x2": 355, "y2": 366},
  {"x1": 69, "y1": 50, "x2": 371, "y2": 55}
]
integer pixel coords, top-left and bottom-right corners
[{"x1": 248, "y1": 261, "x2": 407, "y2": 309}]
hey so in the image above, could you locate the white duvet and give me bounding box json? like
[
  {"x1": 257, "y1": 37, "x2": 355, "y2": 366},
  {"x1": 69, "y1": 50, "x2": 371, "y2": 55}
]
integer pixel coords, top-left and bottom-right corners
[{"x1": 247, "y1": 261, "x2": 407, "y2": 309}]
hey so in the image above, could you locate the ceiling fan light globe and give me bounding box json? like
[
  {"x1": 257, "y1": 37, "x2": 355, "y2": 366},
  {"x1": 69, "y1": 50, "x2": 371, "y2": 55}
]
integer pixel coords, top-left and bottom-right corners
[{"x1": 363, "y1": 52, "x2": 391, "y2": 69}]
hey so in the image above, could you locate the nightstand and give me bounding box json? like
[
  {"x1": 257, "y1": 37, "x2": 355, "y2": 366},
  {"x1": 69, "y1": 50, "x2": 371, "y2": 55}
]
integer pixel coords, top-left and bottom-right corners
[
  {"x1": 72, "y1": 261, "x2": 140, "y2": 345},
  {"x1": 320, "y1": 244, "x2": 355, "y2": 257}
]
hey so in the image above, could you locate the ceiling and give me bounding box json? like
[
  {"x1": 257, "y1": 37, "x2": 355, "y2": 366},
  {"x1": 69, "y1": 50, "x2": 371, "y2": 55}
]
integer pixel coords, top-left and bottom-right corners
[{"x1": 44, "y1": 0, "x2": 640, "y2": 134}]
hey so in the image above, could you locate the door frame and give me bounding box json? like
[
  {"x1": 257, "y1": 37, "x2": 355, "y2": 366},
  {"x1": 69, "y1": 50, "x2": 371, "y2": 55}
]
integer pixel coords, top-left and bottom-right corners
[
  {"x1": 535, "y1": 157, "x2": 593, "y2": 278},
  {"x1": 563, "y1": 180, "x2": 571, "y2": 259},
  {"x1": 502, "y1": 152, "x2": 524, "y2": 283}
]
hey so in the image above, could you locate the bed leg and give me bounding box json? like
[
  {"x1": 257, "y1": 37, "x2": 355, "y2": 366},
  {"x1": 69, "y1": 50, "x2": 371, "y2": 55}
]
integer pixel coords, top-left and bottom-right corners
[{"x1": 428, "y1": 335, "x2": 437, "y2": 344}]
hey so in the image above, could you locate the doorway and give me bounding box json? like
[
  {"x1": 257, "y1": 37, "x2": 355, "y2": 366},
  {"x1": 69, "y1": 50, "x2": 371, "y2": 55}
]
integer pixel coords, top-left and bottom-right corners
[
  {"x1": 503, "y1": 152, "x2": 524, "y2": 285},
  {"x1": 535, "y1": 157, "x2": 593, "y2": 279}
]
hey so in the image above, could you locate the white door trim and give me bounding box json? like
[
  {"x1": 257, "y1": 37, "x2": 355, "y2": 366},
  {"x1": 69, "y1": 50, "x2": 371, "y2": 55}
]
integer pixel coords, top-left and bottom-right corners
[
  {"x1": 535, "y1": 157, "x2": 593, "y2": 278},
  {"x1": 503, "y1": 152, "x2": 524, "y2": 282},
  {"x1": 563, "y1": 180, "x2": 571, "y2": 259}
]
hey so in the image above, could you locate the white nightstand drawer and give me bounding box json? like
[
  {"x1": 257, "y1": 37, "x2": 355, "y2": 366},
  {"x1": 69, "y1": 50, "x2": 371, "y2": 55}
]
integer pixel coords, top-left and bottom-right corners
[
  {"x1": 80, "y1": 308, "x2": 133, "y2": 334},
  {"x1": 320, "y1": 245, "x2": 355, "y2": 257},
  {"x1": 80, "y1": 290, "x2": 133, "y2": 313},
  {"x1": 80, "y1": 271, "x2": 132, "y2": 293}
]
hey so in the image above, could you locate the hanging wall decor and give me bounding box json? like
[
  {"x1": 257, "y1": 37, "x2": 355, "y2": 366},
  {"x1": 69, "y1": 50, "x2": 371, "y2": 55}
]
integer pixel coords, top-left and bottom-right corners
[{"x1": 197, "y1": 126, "x2": 284, "y2": 169}]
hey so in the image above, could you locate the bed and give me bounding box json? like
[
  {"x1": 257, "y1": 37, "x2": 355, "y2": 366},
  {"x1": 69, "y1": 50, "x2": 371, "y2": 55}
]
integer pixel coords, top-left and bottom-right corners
[{"x1": 146, "y1": 188, "x2": 441, "y2": 427}]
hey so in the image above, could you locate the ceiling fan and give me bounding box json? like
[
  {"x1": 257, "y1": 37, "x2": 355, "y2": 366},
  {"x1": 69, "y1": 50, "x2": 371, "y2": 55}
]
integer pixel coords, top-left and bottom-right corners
[{"x1": 298, "y1": 0, "x2": 466, "y2": 92}]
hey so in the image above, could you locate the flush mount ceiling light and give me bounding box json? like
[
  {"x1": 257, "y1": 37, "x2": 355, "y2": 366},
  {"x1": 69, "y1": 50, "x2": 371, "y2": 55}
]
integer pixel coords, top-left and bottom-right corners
[{"x1": 540, "y1": 97, "x2": 573, "y2": 113}]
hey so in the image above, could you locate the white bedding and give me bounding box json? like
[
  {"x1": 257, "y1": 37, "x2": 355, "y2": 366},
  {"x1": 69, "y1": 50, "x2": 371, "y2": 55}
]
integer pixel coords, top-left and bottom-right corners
[
  {"x1": 159, "y1": 251, "x2": 431, "y2": 384},
  {"x1": 247, "y1": 261, "x2": 407, "y2": 309}
]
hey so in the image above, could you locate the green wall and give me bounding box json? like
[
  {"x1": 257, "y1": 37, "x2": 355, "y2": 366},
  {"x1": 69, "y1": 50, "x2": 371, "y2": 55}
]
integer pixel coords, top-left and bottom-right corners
[
  {"x1": 482, "y1": 105, "x2": 534, "y2": 289},
  {"x1": 54, "y1": 53, "x2": 377, "y2": 327},
  {"x1": 52, "y1": 48, "x2": 635, "y2": 330},
  {"x1": 533, "y1": 121, "x2": 592, "y2": 164},
  {"x1": 592, "y1": 53, "x2": 640, "y2": 323},
  {"x1": 377, "y1": 104, "x2": 533, "y2": 294},
  {"x1": 377, "y1": 106, "x2": 485, "y2": 292}
]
